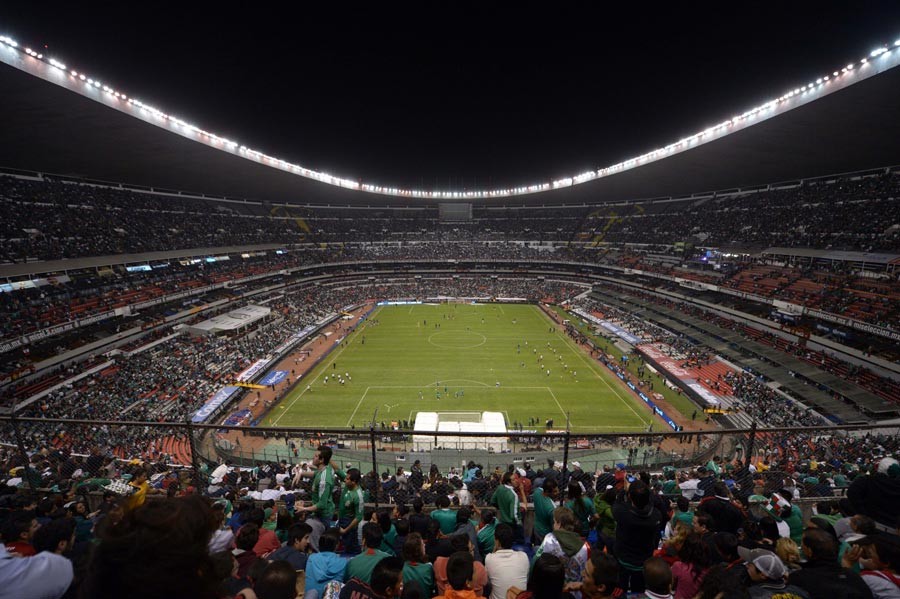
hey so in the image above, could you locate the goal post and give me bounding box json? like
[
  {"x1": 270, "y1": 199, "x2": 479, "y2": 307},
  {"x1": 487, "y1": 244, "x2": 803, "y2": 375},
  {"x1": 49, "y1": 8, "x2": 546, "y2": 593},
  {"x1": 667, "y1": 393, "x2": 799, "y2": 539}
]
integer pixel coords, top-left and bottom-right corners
[{"x1": 412, "y1": 411, "x2": 508, "y2": 452}]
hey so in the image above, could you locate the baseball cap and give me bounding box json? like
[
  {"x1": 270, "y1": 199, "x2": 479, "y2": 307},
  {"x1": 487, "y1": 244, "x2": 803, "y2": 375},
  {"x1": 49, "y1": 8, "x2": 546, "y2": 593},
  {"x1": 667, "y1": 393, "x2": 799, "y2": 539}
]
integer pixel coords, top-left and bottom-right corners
[
  {"x1": 737, "y1": 547, "x2": 787, "y2": 580},
  {"x1": 571, "y1": 461, "x2": 581, "y2": 469},
  {"x1": 878, "y1": 457, "x2": 900, "y2": 477},
  {"x1": 615, "y1": 463, "x2": 626, "y2": 470}
]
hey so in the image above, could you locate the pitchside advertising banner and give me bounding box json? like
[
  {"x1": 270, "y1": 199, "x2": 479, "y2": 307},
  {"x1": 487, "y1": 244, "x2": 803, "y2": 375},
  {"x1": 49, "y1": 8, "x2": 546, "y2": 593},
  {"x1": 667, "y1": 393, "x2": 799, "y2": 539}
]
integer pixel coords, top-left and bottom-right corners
[
  {"x1": 192, "y1": 386, "x2": 241, "y2": 423},
  {"x1": 259, "y1": 370, "x2": 289, "y2": 386},
  {"x1": 236, "y1": 359, "x2": 270, "y2": 382},
  {"x1": 603, "y1": 363, "x2": 679, "y2": 431},
  {"x1": 572, "y1": 308, "x2": 645, "y2": 345}
]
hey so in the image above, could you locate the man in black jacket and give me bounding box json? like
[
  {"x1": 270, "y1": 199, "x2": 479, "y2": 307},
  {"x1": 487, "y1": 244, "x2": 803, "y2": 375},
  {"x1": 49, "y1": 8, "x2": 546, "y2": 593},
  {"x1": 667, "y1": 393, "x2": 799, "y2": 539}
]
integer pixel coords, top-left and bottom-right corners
[
  {"x1": 612, "y1": 478, "x2": 662, "y2": 594},
  {"x1": 788, "y1": 528, "x2": 874, "y2": 599},
  {"x1": 697, "y1": 482, "x2": 744, "y2": 535},
  {"x1": 848, "y1": 458, "x2": 900, "y2": 532}
]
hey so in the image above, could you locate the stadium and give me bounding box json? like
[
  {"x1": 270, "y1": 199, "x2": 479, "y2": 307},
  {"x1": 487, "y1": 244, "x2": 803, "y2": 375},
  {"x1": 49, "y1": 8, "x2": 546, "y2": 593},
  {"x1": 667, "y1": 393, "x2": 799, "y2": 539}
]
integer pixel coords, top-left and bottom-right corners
[{"x1": 0, "y1": 7, "x2": 899, "y2": 599}]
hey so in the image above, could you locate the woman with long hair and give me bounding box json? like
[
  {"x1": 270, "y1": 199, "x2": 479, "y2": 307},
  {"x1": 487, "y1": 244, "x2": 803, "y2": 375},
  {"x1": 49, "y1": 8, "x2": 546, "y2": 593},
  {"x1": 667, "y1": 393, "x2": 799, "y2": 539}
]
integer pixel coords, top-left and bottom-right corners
[
  {"x1": 671, "y1": 532, "x2": 714, "y2": 599},
  {"x1": 564, "y1": 482, "x2": 595, "y2": 537}
]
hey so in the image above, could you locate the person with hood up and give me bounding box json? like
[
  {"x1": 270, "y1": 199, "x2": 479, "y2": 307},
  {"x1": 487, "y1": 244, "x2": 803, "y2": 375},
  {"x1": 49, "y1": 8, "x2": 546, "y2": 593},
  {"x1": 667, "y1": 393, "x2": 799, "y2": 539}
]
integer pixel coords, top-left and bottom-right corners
[
  {"x1": 532, "y1": 506, "x2": 590, "y2": 596},
  {"x1": 612, "y1": 478, "x2": 663, "y2": 594}
]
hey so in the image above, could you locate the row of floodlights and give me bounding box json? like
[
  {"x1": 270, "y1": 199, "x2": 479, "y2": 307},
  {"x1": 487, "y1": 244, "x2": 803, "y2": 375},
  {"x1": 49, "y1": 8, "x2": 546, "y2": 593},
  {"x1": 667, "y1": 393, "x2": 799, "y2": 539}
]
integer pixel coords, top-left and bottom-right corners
[{"x1": 1, "y1": 33, "x2": 900, "y2": 199}]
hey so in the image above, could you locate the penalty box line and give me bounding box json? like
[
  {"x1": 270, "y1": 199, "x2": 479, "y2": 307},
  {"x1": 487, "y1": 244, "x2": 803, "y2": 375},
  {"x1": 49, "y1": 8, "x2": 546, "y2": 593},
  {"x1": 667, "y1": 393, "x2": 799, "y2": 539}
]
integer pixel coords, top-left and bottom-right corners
[{"x1": 351, "y1": 385, "x2": 565, "y2": 426}]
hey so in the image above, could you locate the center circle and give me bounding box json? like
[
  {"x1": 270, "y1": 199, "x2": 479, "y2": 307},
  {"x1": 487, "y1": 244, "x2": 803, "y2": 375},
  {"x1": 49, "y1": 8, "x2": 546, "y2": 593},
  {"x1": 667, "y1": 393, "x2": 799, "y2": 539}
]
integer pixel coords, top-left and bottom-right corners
[{"x1": 428, "y1": 330, "x2": 487, "y2": 349}]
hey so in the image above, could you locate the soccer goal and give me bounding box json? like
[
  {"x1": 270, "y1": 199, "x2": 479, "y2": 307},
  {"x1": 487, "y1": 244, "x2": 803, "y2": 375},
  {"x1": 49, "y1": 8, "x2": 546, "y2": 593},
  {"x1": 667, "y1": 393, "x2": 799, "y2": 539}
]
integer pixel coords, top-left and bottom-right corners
[{"x1": 412, "y1": 411, "x2": 508, "y2": 452}]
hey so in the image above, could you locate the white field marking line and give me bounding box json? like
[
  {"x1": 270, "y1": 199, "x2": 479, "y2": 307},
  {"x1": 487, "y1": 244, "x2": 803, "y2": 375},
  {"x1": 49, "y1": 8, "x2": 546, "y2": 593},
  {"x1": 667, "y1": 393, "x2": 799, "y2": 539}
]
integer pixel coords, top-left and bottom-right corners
[
  {"x1": 568, "y1": 425, "x2": 646, "y2": 430},
  {"x1": 546, "y1": 387, "x2": 568, "y2": 420},
  {"x1": 272, "y1": 306, "x2": 375, "y2": 426},
  {"x1": 365, "y1": 384, "x2": 549, "y2": 390},
  {"x1": 496, "y1": 304, "x2": 505, "y2": 316},
  {"x1": 426, "y1": 379, "x2": 491, "y2": 388},
  {"x1": 554, "y1": 329, "x2": 650, "y2": 425},
  {"x1": 427, "y1": 331, "x2": 487, "y2": 349},
  {"x1": 346, "y1": 387, "x2": 372, "y2": 426},
  {"x1": 533, "y1": 305, "x2": 650, "y2": 426}
]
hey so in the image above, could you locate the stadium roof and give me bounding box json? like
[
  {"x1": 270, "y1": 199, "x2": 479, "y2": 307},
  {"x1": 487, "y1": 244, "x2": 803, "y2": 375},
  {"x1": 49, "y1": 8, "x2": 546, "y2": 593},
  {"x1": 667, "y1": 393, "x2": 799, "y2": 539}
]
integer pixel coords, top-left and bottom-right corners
[{"x1": 2, "y1": 39, "x2": 900, "y2": 206}]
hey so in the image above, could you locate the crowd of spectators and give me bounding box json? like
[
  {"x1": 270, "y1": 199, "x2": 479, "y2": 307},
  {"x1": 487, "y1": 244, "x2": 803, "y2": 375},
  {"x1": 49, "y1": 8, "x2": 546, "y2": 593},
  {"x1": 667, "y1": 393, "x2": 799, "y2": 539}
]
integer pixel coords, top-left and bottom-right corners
[
  {"x1": 1, "y1": 429, "x2": 898, "y2": 598},
  {"x1": 586, "y1": 282, "x2": 900, "y2": 410},
  {"x1": 2, "y1": 172, "x2": 898, "y2": 264},
  {"x1": 572, "y1": 297, "x2": 831, "y2": 430},
  {"x1": 723, "y1": 372, "x2": 825, "y2": 428},
  {"x1": 579, "y1": 174, "x2": 900, "y2": 251}
]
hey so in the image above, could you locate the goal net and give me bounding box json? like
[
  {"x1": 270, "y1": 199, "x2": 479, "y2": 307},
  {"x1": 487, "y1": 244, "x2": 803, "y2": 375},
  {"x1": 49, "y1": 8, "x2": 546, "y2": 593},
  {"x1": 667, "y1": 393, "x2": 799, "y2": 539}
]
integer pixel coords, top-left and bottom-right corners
[{"x1": 412, "y1": 411, "x2": 508, "y2": 452}]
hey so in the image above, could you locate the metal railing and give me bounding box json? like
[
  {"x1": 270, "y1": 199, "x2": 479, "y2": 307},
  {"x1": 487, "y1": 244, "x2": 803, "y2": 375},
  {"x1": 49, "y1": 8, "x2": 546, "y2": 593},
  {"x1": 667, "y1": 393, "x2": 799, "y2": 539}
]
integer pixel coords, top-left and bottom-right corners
[{"x1": 3, "y1": 414, "x2": 897, "y2": 497}]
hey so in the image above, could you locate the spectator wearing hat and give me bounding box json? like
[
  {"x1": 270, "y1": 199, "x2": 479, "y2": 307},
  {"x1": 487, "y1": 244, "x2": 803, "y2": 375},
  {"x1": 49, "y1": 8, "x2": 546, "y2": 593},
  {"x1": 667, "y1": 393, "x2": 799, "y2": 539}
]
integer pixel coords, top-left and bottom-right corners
[
  {"x1": 789, "y1": 528, "x2": 874, "y2": 599},
  {"x1": 739, "y1": 547, "x2": 810, "y2": 599},
  {"x1": 515, "y1": 468, "x2": 532, "y2": 498}
]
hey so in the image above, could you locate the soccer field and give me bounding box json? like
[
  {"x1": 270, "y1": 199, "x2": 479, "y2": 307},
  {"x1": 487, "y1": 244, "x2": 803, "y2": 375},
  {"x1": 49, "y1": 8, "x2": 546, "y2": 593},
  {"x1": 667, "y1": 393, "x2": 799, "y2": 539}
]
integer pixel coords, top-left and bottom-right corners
[{"x1": 263, "y1": 303, "x2": 652, "y2": 431}]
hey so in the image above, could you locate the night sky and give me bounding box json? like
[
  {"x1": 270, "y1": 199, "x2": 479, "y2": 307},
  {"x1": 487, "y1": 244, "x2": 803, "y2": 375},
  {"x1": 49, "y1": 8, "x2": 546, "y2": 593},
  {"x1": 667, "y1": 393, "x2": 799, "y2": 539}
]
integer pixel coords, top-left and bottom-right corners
[{"x1": 3, "y1": 3, "x2": 900, "y2": 191}]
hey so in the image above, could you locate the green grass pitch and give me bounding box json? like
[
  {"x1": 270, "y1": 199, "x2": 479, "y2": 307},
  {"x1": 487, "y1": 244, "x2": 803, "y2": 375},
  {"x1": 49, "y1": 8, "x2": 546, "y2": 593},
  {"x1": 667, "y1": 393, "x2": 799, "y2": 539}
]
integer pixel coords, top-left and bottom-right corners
[{"x1": 262, "y1": 303, "x2": 653, "y2": 431}]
